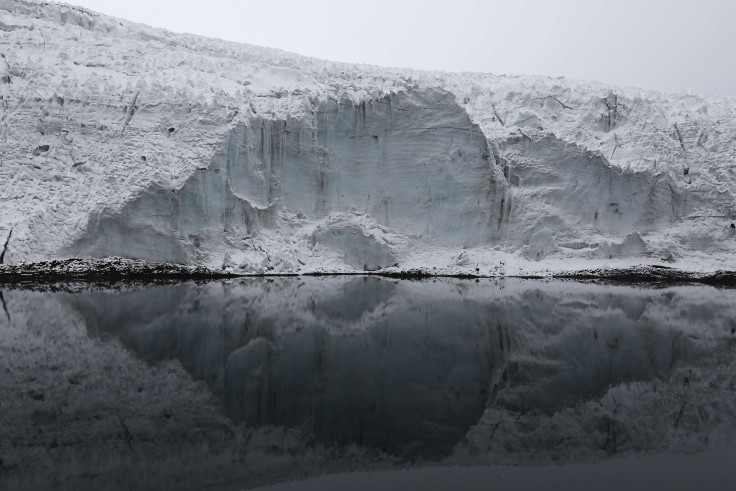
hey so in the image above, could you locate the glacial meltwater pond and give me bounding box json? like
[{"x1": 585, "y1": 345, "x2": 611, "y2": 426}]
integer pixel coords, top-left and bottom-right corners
[{"x1": 1, "y1": 277, "x2": 735, "y2": 490}]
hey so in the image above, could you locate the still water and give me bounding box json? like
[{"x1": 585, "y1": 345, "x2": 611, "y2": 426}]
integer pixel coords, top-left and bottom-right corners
[{"x1": 1, "y1": 277, "x2": 735, "y2": 489}]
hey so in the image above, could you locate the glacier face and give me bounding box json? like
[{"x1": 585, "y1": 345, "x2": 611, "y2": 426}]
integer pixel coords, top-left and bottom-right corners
[
  {"x1": 1, "y1": 0, "x2": 736, "y2": 273},
  {"x1": 69, "y1": 88, "x2": 505, "y2": 269}
]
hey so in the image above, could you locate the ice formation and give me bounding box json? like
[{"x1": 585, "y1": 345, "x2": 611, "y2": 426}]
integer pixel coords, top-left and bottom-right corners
[{"x1": 1, "y1": 0, "x2": 736, "y2": 274}]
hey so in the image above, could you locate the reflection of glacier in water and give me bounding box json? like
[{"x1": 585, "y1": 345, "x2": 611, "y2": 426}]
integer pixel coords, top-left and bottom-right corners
[
  {"x1": 64, "y1": 277, "x2": 736, "y2": 460},
  {"x1": 2, "y1": 277, "x2": 736, "y2": 489}
]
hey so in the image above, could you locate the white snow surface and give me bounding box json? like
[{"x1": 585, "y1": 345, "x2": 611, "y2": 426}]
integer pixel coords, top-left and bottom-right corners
[{"x1": 2, "y1": 0, "x2": 736, "y2": 274}]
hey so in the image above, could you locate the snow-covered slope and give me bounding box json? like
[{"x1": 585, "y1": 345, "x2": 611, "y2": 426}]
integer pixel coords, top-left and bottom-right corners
[{"x1": 2, "y1": 0, "x2": 736, "y2": 274}]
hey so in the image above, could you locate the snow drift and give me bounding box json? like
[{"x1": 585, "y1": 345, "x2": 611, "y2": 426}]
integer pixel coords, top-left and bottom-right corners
[{"x1": 1, "y1": 0, "x2": 736, "y2": 274}]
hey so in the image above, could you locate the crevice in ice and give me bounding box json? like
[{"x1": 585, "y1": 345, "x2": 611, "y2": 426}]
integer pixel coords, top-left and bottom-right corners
[
  {"x1": 0, "y1": 52, "x2": 10, "y2": 84},
  {"x1": 122, "y1": 91, "x2": 139, "y2": 132},
  {"x1": 674, "y1": 123, "x2": 686, "y2": 153},
  {"x1": 491, "y1": 103, "x2": 506, "y2": 127},
  {"x1": 605, "y1": 91, "x2": 618, "y2": 131},
  {"x1": 549, "y1": 95, "x2": 573, "y2": 110},
  {"x1": 0, "y1": 228, "x2": 11, "y2": 264}
]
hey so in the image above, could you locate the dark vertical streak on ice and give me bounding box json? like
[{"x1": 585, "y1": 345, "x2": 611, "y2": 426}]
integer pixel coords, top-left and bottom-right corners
[
  {"x1": 491, "y1": 103, "x2": 505, "y2": 127},
  {"x1": 674, "y1": 123, "x2": 687, "y2": 154},
  {"x1": 121, "y1": 91, "x2": 139, "y2": 132},
  {"x1": 668, "y1": 183, "x2": 678, "y2": 220},
  {"x1": 38, "y1": 28, "x2": 46, "y2": 51},
  {"x1": 0, "y1": 228, "x2": 12, "y2": 264}
]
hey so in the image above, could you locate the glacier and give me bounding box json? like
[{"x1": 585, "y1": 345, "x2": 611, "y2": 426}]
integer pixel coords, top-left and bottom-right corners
[{"x1": 1, "y1": 0, "x2": 736, "y2": 274}]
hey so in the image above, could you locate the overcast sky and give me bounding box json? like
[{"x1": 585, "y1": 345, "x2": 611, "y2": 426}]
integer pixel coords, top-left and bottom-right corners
[{"x1": 70, "y1": 0, "x2": 736, "y2": 96}]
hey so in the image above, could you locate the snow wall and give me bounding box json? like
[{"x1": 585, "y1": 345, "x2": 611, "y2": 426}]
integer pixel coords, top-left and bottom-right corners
[{"x1": 68, "y1": 87, "x2": 685, "y2": 271}]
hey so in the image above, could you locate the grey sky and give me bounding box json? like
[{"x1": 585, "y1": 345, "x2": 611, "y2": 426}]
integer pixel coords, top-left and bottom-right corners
[{"x1": 70, "y1": 0, "x2": 736, "y2": 96}]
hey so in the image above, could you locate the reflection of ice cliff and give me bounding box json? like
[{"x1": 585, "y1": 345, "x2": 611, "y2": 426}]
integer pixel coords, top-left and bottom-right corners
[{"x1": 63, "y1": 278, "x2": 736, "y2": 461}]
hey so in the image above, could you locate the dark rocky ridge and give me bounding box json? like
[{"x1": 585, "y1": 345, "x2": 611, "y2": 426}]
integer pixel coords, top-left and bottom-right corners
[{"x1": 0, "y1": 257, "x2": 236, "y2": 284}]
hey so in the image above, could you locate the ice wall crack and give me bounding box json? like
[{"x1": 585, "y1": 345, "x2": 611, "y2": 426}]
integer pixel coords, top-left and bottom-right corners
[{"x1": 0, "y1": 229, "x2": 12, "y2": 264}]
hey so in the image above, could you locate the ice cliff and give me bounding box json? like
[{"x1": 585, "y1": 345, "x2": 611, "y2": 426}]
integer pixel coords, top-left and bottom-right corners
[{"x1": 2, "y1": 0, "x2": 736, "y2": 274}]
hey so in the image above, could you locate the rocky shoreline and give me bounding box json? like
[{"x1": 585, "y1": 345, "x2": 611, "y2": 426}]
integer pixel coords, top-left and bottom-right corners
[
  {"x1": 3, "y1": 258, "x2": 736, "y2": 287},
  {"x1": 557, "y1": 266, "x2": 736, "y2": 287},
  {"x1": 0, "y1": 257, "x2": 237, "y2": 284}
]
